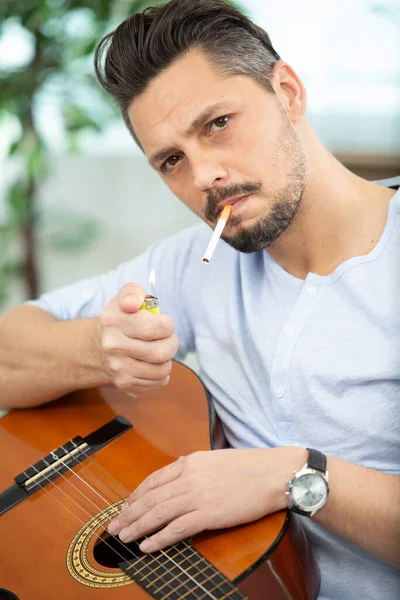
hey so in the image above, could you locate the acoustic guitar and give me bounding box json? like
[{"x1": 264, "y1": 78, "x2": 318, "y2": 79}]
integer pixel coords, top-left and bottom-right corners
[{"x1": 0, "y1": 361, "x2": 320, "y2": 599}]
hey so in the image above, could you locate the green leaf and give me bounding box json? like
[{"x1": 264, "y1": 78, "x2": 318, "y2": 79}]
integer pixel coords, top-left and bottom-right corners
[
  {"x1": 63, "y1": 105, "x2": 103, "y2": 133},
  {"x1": 80, "y1": 37, "x2": 98, "y2": 57},
  {"x1": 27, "y1": 143, "x2": 46, "y2": 178},
  {"x1": 0, "y1": 0, "x2": 170, "y2": 309},
  {"x1": 0, "y1": 260, "x2": 23, "y2": 277},
  {"x1": 9, "y1": 138, "x2": 22, "y2": 156},
  {"x1": 7, "y1": 181, "x2": 29, "y2": 225}
]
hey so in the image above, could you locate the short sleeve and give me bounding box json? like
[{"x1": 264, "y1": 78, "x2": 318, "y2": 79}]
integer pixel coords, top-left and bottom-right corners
[{"x1": 25, "y1": 225, "x2": 206, "y2": 359}]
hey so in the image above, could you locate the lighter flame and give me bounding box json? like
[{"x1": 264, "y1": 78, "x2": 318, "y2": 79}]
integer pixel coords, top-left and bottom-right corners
[{"x1": 149, "y1": 269, "x2": 156, "y2": 287}]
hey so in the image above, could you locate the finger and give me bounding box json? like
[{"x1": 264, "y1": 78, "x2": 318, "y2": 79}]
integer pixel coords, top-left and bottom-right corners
[
  {"x1": 115, "y1": 494, "x2": 194, "y2": 544},
  {"x1": 108, "y1": 465, "x2": 186, "y2": 534},
  {"x1": 138, "y1": 512, "x2": 202, "y2": 553},
  {"x1": 114, "y1": 479, "x2": 188, "y2": 532},
  {"x1": 102, "y1": 311, "x2": 176, "y2": 343},
  {"x1": 127, "y1": 458, "x2": 186, "y2": 504},
  {"x1": 103, "y1": 327, "x2": 179, "y2": 360},
  {"x1": 113, "y1": 374, "x2": 171, "y2": 396},
  {"x1": 122, "y1": 311, "x2": 175, "y2": 342},
  {"x1": 105, "y1": 355, "x2": 173, "y2": 381},
  {"x1": 118, "y1": 283, "x2": 147, "y2": 314}
]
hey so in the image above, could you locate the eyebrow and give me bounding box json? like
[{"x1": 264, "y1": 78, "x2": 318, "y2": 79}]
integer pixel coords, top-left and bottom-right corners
[{"x1": 148, "y1": 101, "x2": 236, "y2": 168}]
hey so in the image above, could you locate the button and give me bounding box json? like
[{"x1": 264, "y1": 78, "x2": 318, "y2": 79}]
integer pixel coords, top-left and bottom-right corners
[
  {"x1": 284, "y1": 325, "x2": 295, "y2": 337},
  {"x1": 273, "y1": 385, "x2": 285, "y2": 398},
  {"x1": 306, "y1": 286, "x2": 318, "y2": 297}
]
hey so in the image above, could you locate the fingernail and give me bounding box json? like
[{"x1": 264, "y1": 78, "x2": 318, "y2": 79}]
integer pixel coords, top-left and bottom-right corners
[
  {"x1": 139, "y1": 539, "x2": 152, "y2": 552},
  {"x1": 123, "y1": 294, "x2": 138, "y2": 306},
  {"x1": 120, "y1": 501, "x2": 129, "y2": 514},
  {"x1": 119, "y1": 528, "x2": 131, "y2": 543},
  {"x1": 108, "y1": 520, "x2": 120, "y2": 535}
]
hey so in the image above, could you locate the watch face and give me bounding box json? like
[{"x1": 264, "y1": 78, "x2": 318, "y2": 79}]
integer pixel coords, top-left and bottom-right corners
[{"x1": 291, "y1": 472, "x2": 328, "y2": 509}]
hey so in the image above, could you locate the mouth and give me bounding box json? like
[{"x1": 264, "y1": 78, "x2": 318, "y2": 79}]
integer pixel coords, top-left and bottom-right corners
[{"x1": 216, "y1": 194, "x2": 251, "y2": 219}]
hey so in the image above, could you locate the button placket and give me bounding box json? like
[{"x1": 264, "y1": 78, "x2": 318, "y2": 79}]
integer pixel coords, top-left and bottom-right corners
[
  {"x1": 273, "y1": 385, "x2": 285, "y2": 399},
  {"x1": 270, "y1": 282, "x2": 325, "y2": 443},
  {"x1": 306, "y1": 285, "x2": 318, "y2": 297}
]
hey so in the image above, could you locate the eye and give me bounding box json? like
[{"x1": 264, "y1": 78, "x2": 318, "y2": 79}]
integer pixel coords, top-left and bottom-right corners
[
  {"x1": 160, "y1": 154, "x2": 182, "y2": 173},
  {"x1": 209, "y1": 115, "x2": 230, "y2": 133}
]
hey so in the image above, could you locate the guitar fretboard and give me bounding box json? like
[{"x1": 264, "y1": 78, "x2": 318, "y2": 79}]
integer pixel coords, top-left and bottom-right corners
[{"x1": 120, "y1": 539, "x2": 247, "y2": 599}]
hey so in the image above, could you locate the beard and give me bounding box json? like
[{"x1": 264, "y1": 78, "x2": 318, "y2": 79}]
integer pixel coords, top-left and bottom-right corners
[{"x1": 205, "y1": 115, "x2": 308, "y2": 253}]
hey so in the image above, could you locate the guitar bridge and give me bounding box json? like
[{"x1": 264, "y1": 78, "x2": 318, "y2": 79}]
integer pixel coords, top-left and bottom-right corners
[
  {"x1": 0, "y1": 416, "x2": 132, "y2": 515},
  {"x1": 15, "y1": 437, "x2": 89, "y2": 491}
]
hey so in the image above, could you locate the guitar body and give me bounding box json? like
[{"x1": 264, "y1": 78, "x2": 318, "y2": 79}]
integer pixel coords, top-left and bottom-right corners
[{"x1": 0, "y1": 362, "x2": 320, "y2": 599}]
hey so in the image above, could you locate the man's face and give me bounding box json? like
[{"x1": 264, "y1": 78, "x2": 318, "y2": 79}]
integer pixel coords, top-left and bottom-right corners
[{"x1": 129, "y1": 49, "x2": 307, "y2": 252}]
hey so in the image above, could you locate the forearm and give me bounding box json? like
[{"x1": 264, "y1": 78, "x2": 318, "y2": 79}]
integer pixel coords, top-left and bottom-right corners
[
  {"x1": 0, "y1": 305, "x2": 110, "y2": 409},
  {"x1": 312, "y1": 456, "x2": 400, "y2": 568}
]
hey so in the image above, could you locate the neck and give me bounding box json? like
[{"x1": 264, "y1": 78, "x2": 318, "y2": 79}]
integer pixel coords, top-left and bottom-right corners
[{"x1": 266, "y1": 126, "x2": 395, "y2": 279}]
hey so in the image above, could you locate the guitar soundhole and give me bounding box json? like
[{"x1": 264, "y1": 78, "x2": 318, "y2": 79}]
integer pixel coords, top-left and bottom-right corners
[
  {"x1": 0, "y1": 591, "x2": 19, "y2": 600},
  {"x1": 93, "y1": 531, "x2": 145, "y2": 568}
]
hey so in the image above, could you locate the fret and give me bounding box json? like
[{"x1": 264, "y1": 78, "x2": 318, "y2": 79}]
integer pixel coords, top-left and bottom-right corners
[
  {"x1": 162, "y1": 568, "x2": 242, "y2": 600},
  {"x1": 140, "y1": 557, "x2": 183, "y2": 581},
  {"x1": 123, "y1": 557, "x2": 189, "y2": 600},
  {"x1": 176, "y1": 572, "x2": 228, "y2": 600},
  {"x1": 164, "y1": 543, "x2": 199, "y2": 562},
  {"x1": 166, "y1": 549, "x2": 214, "y2": 575},
  {"x1": 171, "y1": 562, "x2": 219, "y2": 587},
  {"x1": 120, "y1": 540, "x2": 247, "y2": 599},
  {"x1": 195, "y1": 584, "x2": 247, "y2": 600},
  {"x1": 218, "y1": 590, "x2": 242, "y2": 600},
  {"x1": 154, "y1": 558, "x2": 221, "y2": 596},
  {"x1": 185, "y1": 564, "x2": 242, "y2": 598},
  {"x1": 149, "y1": 559, "x2": 204, "y2": 591},
  {"x1": 126, "y1": 553, "x2": 162, "y2": 576},
  {"x1": 161, "y1": 543, "x2": 195, "y2": 562}
]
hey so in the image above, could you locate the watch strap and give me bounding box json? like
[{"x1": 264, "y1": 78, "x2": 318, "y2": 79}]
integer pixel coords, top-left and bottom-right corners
[
  {"x1": 307, "y1": 447, "x2": 326, "y2": 473},
  {"x1": 291, "y1": 505, "x2": 312, "y2": 516}
]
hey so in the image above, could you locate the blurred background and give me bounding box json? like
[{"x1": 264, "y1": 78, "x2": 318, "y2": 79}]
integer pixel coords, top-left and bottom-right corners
[{"x1": 0, "y1": 0, "x2": 399, "y2": 312}]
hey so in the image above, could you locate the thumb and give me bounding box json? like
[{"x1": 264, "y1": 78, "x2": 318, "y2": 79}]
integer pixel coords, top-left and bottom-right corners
[{"x1": 118, "y1": 284, "x2": 146, "y2": 314}]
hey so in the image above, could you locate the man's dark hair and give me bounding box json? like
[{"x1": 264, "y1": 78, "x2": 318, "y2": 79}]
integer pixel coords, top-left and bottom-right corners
[{"x1": 94, "y1": 0, "x2": 281, "y2": 146}]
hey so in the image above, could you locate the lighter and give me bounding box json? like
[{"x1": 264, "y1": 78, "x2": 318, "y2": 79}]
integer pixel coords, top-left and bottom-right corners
[{"x1": 139, "y1": 294, "x2": 160, "y2": 314}]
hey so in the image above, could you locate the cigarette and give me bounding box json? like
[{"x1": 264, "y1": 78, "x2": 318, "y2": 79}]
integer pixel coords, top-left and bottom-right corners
[{"x1": 202, "y1": 204, "x2": 232, "y2": 263}]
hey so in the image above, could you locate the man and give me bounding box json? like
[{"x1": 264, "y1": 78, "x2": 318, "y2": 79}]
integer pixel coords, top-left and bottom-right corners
[{"x1": 0, "y1": 0, "x2": 399, "y2": 598}]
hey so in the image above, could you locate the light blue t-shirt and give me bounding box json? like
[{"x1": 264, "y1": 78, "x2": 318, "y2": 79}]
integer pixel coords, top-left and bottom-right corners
[{"x1": 28, "y1": 180, "x2": 400, "y2": 599}]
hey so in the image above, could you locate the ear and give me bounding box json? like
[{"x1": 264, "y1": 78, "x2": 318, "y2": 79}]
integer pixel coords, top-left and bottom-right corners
[{"x1": 270, "y1": 61, "x2": 307, "y2": 123}]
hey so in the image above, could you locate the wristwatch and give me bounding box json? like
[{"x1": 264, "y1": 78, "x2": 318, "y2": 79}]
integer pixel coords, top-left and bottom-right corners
[{"x1": 287, "y1": 448, "x2": 329, "y2": 517}]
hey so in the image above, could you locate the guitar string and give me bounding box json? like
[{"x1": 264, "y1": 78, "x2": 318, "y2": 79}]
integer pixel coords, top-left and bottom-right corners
[
  {"x1": 51, "y1": 449, "x2": 221, "y2": 600},
  {"x1": 74, "y1": 441, "x2": 196, "y2": 555},
  {"x1": 73, "y1": 442, "x2": 244, "y2": 600},
  {"x1": 29, "y1": 463, "x2": 182, "y2": 599},
  {"x1": 33, "y1": 459, "x2": 210, "y2": 600},
  {"x1": 30, "y1": 455, "x2": 239, "y2": 600},
  {"x1": 69, "y1": 444, "x2": 244, "y2": 600},
  {"x1": 39, "y1": 452, "x2": 219, "y2": 600},
  {"x1": 68, "y1": 440, "x2": 133, "y2": 507}
]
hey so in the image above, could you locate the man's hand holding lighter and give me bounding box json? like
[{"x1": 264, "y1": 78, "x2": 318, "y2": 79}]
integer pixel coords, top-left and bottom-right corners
[{"x1": 100, "y1": 283, "x2": 179, "y2": 398}]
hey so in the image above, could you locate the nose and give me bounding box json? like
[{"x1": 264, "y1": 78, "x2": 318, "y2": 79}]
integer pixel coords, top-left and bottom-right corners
[{"x1": 191, "y1": 153, "x2": 228, "y2": 192}]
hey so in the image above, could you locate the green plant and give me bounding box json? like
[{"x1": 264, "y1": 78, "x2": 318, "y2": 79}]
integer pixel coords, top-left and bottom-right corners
[
  {"x1": 0, "y1": 0, "x2": 170, "y2": 308},
  {"x1": 0, "y1": 0, "x2": 243, "y2": 309}
]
